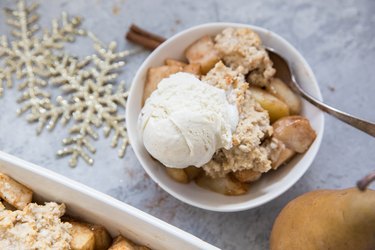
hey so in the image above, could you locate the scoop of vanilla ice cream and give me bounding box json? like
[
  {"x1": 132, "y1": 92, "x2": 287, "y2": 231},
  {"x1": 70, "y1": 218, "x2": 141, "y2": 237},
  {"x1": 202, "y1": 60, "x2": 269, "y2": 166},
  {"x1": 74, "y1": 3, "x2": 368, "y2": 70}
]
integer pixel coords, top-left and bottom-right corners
[{"x1": 139, "y1": 72, "x2": 238, "y2": 168}]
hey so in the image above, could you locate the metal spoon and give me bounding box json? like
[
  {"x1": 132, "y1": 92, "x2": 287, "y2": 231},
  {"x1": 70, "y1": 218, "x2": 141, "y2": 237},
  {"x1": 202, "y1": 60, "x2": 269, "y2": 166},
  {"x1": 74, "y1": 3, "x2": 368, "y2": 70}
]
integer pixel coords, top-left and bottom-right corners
[{"x1": 267, "y1": 49, "x2": 375, "y2": 137}]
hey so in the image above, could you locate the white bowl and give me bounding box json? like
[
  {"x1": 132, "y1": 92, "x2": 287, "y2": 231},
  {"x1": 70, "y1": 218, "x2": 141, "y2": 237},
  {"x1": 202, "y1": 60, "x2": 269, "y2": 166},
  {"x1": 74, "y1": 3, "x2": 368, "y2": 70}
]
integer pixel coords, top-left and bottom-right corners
[{"x1": 126, "y1": 23, "x2": 324, "y2": 212}]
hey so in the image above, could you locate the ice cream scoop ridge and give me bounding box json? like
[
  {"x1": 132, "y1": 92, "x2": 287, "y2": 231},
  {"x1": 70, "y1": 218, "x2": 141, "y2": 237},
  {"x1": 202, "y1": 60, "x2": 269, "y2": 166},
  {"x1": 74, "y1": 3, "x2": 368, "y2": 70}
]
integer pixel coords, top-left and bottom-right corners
[{"x1": 139, "y1": 72, "x2": 238, "y2": 168}]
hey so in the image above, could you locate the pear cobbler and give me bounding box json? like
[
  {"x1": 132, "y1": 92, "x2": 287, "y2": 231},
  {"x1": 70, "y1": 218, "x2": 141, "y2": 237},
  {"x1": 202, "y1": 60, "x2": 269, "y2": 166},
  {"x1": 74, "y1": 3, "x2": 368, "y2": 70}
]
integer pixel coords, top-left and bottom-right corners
[
  {"x1": 0, "y1": 173, "x2": 149, "y2": 249},
  {"x1": 139, "y1": 28, "x2": 316, "y2": 195}
]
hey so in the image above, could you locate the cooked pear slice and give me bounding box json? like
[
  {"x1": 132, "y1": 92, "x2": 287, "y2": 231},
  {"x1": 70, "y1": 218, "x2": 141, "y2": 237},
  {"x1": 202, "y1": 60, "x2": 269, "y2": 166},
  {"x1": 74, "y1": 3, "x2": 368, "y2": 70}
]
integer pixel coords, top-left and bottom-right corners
[
  {"x1": 195, "y1": 174, "x2": 248, "y2": 195},
  {"x1": 164, "y1": 58, "x2": 187, "y2": 67},
  {"x1": 267, "y1": 78, "x2": 302, "y2": 114},
  {"x1": 70, "y1": 221, "x2": 95, "y2": 250},
  {"x1": 108, "y1": 235, "x2": 150, "y2": 250},
  {"x1": 184, "y1": 166, "x2": 203, "y2": 181},
  {"x1": 166, "y1": 168, "x2": 189, "y2": 184},
  {"x1": 183, "y1": 63, "x2": 201, "y2": 76},
  {"x1": 272, "y1": 116, "x2": 316, "y2": 153},
  {"x1": 90, "y1": 224, "x2": 112, "y2": 250},
  {"x1": 264, "y1": 138, "x2": 296, "y2": 170},
  {"x1": 249, "y1": 86, "x2": 290, "y2": 123},
  {"x1": 233, "y1": 169, "x2": 262, "y2": 183},
  {"x1": 185, "y1": 36, "x2": 220, "y2": 74},
  {"x1": 272, "y1": 147, "x2": 295, "y2": 170}
]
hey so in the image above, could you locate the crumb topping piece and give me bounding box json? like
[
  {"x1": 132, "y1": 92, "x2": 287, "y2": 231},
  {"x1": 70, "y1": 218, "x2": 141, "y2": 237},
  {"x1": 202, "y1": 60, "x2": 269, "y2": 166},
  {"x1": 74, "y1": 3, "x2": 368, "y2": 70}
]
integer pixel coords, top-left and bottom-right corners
[
  {"x1": 0, "y1": 202, "x2": 72, "y2": 250},
  {"x1": 203, "y1": 61, "x2": 248, "y2": 107},
  {"x1": 214, "y1": 27, "x2": 275, "y2": 87}
]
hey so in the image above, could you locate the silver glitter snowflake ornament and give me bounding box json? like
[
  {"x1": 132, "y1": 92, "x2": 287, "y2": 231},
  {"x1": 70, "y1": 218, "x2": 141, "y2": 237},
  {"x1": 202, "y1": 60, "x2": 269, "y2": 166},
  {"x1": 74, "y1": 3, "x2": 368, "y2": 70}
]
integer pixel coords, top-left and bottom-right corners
[
  {"x1": 0, "y1": 0, "x2": 132, "y2": 167},
  {"x1": 30, "y1": 41, "x2": 130, "y2": 167}
]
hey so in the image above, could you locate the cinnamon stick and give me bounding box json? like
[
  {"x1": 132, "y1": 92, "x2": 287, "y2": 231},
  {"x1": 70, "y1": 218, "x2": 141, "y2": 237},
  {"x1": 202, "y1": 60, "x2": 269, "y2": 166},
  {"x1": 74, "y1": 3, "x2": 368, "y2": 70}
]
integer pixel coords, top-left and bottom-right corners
[
  {"x1": 125, "y1": 24, "x2": 166, "y2": 51},
  {"x1": 126, "y1": 31, "x2": 163, "y2": 50},
  {"x1": 130, "y1": 24, "x2": 166, "y2": 43}
]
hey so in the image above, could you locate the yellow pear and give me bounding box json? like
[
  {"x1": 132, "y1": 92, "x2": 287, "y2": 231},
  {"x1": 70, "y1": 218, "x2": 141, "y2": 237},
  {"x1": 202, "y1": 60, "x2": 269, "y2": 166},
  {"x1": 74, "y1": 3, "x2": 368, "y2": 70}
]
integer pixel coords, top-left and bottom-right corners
[{"x1": 270, "y1": 188, "x2": 375, "y2": 250}]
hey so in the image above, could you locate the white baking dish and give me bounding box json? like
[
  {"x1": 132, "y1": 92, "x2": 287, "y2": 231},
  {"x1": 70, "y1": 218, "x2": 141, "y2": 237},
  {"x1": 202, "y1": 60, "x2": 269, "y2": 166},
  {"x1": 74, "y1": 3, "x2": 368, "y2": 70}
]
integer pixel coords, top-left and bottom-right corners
[{"x1": 0, "y1": 151, "x2": 218, "y2": 250}]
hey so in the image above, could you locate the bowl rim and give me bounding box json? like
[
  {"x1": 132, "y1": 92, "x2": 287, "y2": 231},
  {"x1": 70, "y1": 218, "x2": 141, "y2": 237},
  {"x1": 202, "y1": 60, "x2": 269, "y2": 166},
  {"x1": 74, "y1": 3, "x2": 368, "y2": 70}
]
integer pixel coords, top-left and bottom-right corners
[{"x1": 126, "y1": 22, "x2": 325, "y2": 212}]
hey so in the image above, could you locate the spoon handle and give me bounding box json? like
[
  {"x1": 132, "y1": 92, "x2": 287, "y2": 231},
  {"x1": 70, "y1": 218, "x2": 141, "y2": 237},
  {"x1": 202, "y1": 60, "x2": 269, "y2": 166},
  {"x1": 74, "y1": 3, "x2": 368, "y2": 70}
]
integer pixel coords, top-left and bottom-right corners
[{"x1": 294, "y1": 83, "x2": 375, "y2": 137}]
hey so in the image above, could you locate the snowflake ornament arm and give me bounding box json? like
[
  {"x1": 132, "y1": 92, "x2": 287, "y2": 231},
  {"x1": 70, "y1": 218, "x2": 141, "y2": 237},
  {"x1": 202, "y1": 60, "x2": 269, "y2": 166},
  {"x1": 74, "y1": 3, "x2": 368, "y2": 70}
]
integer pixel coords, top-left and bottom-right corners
[
  {"x1": 90, "y1": 41, "x2": 130, "y2": 157},
  {"x1": 102, "y1": 82, "x2": 129, "y2": 158}
]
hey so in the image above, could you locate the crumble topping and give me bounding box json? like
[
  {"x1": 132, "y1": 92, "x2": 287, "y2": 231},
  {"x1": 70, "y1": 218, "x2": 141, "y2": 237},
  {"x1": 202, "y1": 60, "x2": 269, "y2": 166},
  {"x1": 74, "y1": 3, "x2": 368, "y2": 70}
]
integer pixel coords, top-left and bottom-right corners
[
  {"x1": 0, "y1": 202, "x2": 72, "y2": 250},
  {"x1": 214, "y1": 27, "x2": 276, "y2": 87},
  {"x1": 202, "y1": 57, "x2": 274, "y2": 177},
  {"x1": 203, "y1": 61, "x2": 248, "y2": 107},
  {"x1": 203, "y1": 87, "x2": 273, "y2": 177}
]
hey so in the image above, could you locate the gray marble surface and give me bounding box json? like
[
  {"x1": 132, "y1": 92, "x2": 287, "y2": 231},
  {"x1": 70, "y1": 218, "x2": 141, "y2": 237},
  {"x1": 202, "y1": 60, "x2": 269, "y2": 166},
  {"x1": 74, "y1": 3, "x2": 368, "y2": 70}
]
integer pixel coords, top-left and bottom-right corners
[{"x1": 0, "y1": 0, "x2": 375, "y2": 249}]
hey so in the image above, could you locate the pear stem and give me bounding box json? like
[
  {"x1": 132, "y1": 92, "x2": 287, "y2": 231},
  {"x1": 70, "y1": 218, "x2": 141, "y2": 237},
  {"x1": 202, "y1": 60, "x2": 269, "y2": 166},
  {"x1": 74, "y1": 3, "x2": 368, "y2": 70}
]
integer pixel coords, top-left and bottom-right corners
[{"x1": 357, "y1": 171, "x2": 375, "y2": 191}]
